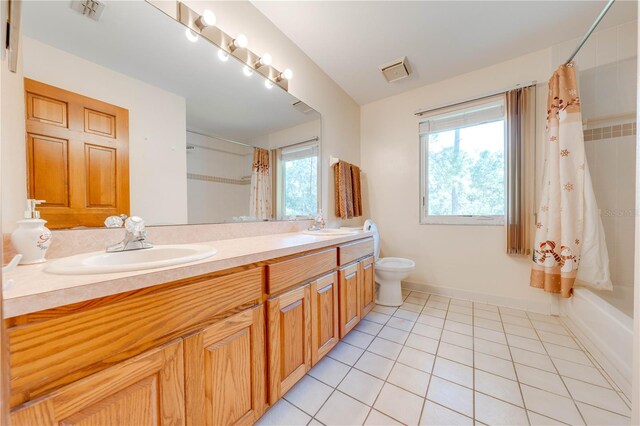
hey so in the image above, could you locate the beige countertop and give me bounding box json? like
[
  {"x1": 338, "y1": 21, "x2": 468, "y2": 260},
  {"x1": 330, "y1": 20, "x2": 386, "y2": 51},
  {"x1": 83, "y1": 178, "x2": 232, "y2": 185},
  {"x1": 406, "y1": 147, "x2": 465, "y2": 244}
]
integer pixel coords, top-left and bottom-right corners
[{"x1": 3, "y1": 230, "x2": 372, "y2": 318}]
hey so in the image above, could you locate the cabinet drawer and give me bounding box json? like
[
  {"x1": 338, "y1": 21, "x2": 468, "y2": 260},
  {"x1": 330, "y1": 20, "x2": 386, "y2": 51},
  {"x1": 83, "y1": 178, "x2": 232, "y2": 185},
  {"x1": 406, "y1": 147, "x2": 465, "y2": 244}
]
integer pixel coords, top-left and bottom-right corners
[
  {"x1": 338, "y1": 238, "x2": 374, "y2": 266},
  {"x1": 267, "y1": 248, "x2": 337, "y2": 295},
  {"x1": 8, "y1": 267, "x2": 264, "y2": 408}
]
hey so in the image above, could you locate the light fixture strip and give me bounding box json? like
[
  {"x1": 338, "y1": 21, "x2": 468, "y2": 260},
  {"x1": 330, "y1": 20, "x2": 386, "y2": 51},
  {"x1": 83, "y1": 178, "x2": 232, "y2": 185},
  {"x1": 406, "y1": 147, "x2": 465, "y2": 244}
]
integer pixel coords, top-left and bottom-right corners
[{"x1": 177, "y1": 1, "x2": 289, "y2": 92}]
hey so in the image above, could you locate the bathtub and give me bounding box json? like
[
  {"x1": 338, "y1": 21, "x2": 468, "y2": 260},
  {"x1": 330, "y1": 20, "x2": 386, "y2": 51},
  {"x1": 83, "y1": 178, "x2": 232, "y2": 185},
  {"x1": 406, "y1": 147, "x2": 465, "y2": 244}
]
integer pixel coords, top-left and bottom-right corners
[{"x1": 561, "y1": 287, "x2": 633, "y2": 397}]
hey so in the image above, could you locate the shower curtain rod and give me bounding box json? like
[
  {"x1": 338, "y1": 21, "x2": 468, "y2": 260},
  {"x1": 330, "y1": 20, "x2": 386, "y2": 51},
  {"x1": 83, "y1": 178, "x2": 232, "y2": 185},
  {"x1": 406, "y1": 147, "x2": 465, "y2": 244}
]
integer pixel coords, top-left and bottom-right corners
[{"x1": 565, "y1": 0, "x2": 615, "y2": 64}]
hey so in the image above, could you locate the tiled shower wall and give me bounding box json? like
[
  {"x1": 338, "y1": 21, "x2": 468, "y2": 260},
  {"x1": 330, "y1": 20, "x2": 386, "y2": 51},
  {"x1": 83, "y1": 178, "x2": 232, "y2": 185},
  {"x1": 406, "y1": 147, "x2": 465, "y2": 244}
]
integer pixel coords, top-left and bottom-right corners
[
  {"x1": 584, "y1": 126, "x2": 636, "y2": 289},
  {"x1": 554, "y1": 19, "x2": 638, "y2": 299}
]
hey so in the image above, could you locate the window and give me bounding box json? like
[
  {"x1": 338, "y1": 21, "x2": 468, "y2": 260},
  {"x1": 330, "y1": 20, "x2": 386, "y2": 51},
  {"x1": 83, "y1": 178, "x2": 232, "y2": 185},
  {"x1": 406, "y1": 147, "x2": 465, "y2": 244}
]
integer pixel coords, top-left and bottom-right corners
[
  {"x1": 419, "y1": 95, "x2": 506, "y2": 225},
  {"x1": 278, "y1": 142, "x2": 319, "y2": 218}
]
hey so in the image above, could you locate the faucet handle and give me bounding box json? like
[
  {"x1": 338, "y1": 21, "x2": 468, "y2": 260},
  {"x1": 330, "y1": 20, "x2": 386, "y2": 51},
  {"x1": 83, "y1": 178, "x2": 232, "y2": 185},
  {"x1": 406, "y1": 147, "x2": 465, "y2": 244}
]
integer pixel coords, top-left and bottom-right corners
[
  {"x1": 104, "y1": 215, "x2": 125, "y2": 228},
  {"x1": 124, "y1": 216, "x2": 145, "y2": 234}
]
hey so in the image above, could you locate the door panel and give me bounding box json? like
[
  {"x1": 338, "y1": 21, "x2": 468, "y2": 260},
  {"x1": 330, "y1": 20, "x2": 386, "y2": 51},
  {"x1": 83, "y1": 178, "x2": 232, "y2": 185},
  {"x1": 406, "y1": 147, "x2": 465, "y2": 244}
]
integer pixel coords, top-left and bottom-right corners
[
  {"x1": 267, "y1": 285, "x2": 311, "y2": 403},
  {"x1": 339, "y1": 263, "x2": 361, "y2": 338},
  {"x1": 10, "y1": 340, "x2": 184, "y2": 426},
  {"x1": 26, "y1": 92, "x2": 68, "y2": 127},
  {"x1": 24, "y1": 78, "x2": 129, "y2": 228},
  {"x1": 84, "y1": 108, "x2": 116, "y2": 138},
  {"x1": 184, "y1": 306, "x2": 266, "y2": 426},
  {"x1": 310, "y1": 272, "x2": 339, "y2": 365},
  {"x1": 360, "y1": 257, "x2": 375, "y2": 317},
  {"x1": 85, "y1": 144, "x2": 117, "y2": 208},
  {"x1": 27, "y1": 134, "x2": 69, "y2": 207}
]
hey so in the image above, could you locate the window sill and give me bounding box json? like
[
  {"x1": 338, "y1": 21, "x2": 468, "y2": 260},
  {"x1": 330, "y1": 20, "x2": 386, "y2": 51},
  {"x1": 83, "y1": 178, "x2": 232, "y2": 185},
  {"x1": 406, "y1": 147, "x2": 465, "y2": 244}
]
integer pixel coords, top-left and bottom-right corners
[{"x1": 420, "y1": 215, "x2": 504, "y2": 226}]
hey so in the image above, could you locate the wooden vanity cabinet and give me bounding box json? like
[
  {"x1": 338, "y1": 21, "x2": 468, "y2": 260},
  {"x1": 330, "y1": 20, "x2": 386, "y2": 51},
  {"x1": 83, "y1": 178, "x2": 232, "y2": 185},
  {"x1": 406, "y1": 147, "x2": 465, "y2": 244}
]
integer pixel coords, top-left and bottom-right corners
[
  {"x1": 184, "y1": 305, "x2": 266, "y2": 426},
  {"x1": 338, "y1": 262, "x2": 361, "y2": 338},
  {"x1": 11, "y1": 339, "x2": 185, "y2": 425},
  {"x1": 7, "y1": 238, "x2": 375, "y2": 426},
  {"x1": 266, "y1": 285, "x2": 312, "y2": 403},
  {"x1": 359, "y1": 256, "x2": 376, "y2": 317},
  {"x1": 310, "y1": 272, "x2": 340, "y2": 365}
]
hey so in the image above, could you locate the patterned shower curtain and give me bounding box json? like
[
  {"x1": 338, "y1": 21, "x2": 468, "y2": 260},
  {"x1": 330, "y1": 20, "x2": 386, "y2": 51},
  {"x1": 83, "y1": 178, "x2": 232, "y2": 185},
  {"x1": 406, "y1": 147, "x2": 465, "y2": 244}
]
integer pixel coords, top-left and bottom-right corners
[
  {"x1": 530, "y1": 62, "x2": 612, "y2": 297},
  {"x1": 250, "y1": 148, "x2": 272, "y2": 220}
]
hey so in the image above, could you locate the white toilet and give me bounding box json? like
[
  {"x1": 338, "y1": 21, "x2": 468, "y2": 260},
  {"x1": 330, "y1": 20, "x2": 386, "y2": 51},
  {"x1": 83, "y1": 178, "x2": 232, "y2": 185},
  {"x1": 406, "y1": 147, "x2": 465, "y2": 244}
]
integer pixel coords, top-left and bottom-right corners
[{"x1": 364, "y1": 219, "x2": 415, "y2": 307}]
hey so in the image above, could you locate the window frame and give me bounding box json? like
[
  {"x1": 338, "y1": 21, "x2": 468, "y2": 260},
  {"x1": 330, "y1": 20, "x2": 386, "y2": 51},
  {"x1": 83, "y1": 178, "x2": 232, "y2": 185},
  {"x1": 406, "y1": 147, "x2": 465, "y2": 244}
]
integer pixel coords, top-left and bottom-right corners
[
  {"x1": 276, "y1": 140, "x2": 321, "y2": 220},
  {"x1": 419, "y1": 95, "x2": 507, "y2": 226}
]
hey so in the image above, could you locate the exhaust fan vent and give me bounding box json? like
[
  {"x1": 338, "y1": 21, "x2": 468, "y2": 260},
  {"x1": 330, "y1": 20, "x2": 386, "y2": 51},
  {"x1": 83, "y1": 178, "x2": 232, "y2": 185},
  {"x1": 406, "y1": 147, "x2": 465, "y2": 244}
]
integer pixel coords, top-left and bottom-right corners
[
  {"x1": 379, "y1": 56, "x2": 411, "y2": 83},
  {"x1": 70, "y1": 0, "x2": 106, "y2": 21},
  {"x1": 292, "y1": 100, "x2": 314, "y2": 114}
]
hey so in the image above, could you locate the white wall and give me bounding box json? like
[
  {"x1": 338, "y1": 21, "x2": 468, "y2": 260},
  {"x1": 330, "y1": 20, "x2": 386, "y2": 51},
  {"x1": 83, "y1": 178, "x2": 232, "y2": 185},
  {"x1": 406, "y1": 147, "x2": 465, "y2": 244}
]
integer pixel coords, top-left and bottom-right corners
[
  {"x1": 361, "y1": 20, "x2": 637, "y2": 311},
  {"x1": 2, "y1": 36, "x2": 189, "y2": 230},
  {"x1": 1, "y1": 32, "x2": 26, "y2": 234},
  {"x1": 186, "y1": 131, "x2": 252, "y2": 223},
  {"x1": 179, "y1": 0, "x2": 361, "y2": 227},
  {"x1": 361, "y1": 49, "x2": 554, "y2": 310}
]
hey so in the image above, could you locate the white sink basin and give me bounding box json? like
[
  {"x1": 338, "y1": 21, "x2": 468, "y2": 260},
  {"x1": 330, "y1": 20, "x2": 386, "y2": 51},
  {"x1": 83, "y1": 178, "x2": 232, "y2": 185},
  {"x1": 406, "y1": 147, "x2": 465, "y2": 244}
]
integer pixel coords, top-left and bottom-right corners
[
  {"x1": 45, "y1": 244, "x2": 217, "y2": 275},
  {"x1": 302, "y1": 228, "x2": 359, "y2": 236}
]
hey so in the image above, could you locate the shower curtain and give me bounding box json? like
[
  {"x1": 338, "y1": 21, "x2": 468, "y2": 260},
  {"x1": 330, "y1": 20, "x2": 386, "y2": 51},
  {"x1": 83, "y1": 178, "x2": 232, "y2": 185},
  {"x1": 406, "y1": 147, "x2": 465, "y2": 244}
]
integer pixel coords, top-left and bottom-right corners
[
  {"x1": 530, "y1": 62, "x2": 612, "y2": 297},
  {"x1": 250, "y1": 148, "x2": 272, "y2": 220}
]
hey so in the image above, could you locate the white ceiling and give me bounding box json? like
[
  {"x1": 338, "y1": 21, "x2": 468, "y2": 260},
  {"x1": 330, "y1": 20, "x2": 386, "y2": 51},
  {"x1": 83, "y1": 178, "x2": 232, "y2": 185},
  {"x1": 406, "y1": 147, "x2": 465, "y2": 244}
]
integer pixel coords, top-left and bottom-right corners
[
  {"x1": 21, "y1": 1, "x2": 319, "y2": 142},
  {"x1": 253, "y1": 1, "x2": 638, "y2": 105}
]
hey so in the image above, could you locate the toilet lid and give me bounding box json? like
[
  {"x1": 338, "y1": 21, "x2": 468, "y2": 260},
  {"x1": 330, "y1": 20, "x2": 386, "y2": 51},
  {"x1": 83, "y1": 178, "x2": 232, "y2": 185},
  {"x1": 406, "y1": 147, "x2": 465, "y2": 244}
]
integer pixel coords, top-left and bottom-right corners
[{"x1": 376, "y1": 257, "x2": 415, "y2": 270}]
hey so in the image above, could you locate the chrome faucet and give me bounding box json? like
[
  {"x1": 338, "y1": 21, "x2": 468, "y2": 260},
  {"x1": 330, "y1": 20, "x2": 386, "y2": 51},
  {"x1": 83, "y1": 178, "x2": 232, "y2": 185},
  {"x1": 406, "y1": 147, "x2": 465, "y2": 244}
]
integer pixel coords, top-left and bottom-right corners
[
  {"x1": 104, "y1": 215, "x2": 153, "y2": 252},
  {"x1": 308, "y1": 210, "x2": 326, "y2": 231}
]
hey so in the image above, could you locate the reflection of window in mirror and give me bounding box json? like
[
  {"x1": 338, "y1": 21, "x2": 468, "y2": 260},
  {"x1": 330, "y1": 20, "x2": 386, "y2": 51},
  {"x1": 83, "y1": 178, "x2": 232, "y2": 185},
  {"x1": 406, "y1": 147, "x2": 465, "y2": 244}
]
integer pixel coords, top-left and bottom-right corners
[{"x1": 275, "y1": 143, "x2": 319, "y2": 219}]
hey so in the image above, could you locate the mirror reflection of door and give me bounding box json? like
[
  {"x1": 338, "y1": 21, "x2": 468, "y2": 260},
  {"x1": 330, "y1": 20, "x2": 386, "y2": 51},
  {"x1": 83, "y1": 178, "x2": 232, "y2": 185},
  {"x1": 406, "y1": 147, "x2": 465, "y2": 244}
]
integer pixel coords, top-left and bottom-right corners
[{"x1": 24, "y1": 78, "x2": 130, "y2": 229}]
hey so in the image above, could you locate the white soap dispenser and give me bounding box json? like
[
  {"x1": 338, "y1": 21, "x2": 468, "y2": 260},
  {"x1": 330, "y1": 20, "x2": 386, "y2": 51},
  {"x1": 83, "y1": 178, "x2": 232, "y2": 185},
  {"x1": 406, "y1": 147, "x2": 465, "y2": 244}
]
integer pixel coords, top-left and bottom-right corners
[{"x1": 11, "y1": 199, "x2": 52, "y2": 264}]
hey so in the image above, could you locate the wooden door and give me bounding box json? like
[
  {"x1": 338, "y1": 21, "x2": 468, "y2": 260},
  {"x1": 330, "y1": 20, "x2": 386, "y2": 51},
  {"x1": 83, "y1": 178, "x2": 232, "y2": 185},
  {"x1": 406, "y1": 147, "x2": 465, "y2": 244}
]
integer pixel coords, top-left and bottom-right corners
[
  {"x1": 360, "y1": 256, "x2": 375, "y2": 317},
  {"x1": 184, "y1": 306, "x2": 266, "y2": 426},
  {"x1": 310, "y1": 272, "x2": 339, "y2": 365},
  {"x1": 10, "y1": 339, "x2": 184, "y2": 425},
  {"x1": 339, "y1": 263, "x2": 361, "y2": 338},
  {"x1": 267, "y1": 285, "x2": 311, "y2": 404},
  {"x1": 24, "y1": 78, "x2": 129, "y2": 228}
]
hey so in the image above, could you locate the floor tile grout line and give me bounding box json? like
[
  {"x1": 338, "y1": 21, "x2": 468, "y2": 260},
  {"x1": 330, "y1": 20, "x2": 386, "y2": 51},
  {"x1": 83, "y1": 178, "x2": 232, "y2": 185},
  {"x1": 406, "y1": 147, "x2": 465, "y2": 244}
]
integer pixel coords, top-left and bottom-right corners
[
  {"x1": 496, "y1": 302, "x2": 533, "y2": 426},
  {"x1": 558, "y1": 317, "x2": 629, "y2": 399},
  {"x1": 529, "y1": 318, "x2": 589, "y2": 425},
  {"x1": 416, "y1": 293, "x2": 453, "y2": 424},
  {"x1": 365, "y1": 292, "x2": 432, "y2": 425},
  {"x1": 299, "y1": 291, "x2": 625, "y2": 426},
  {"x1": 310, "y1": 302, "x2": 396, "y2": 425},
  {"x1": 471, "y1": 300, "x2": 477, "y2": 423}
]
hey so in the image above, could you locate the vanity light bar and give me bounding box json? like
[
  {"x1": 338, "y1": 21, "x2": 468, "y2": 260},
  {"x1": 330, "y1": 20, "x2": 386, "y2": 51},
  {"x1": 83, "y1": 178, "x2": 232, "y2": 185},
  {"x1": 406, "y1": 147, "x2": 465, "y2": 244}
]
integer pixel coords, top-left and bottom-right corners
[{"x1": 177, "y1": 2, "x2": 290, "y2": 92}]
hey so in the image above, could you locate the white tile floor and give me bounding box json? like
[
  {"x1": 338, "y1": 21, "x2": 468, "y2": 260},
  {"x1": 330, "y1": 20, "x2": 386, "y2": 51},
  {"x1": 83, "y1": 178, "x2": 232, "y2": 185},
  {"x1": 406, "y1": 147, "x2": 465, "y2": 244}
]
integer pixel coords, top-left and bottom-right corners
[{"x1": 256, "y1": 290, "x2": 632, "y2": 426}]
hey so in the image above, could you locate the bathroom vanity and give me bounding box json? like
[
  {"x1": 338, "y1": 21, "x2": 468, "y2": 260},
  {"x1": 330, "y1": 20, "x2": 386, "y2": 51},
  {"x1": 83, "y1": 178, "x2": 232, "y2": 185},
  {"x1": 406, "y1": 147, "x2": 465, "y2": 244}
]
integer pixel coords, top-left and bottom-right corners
[{"x1": 5, "y1": 232, "x2": 374, "y2": 425}]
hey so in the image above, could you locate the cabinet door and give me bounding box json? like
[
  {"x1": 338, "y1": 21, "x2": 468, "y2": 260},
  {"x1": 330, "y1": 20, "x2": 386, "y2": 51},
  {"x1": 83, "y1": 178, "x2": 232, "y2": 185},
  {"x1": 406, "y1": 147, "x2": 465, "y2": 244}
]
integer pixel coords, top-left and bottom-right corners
[
  {"x1": 310, "y1": 272, "x2": 339, "y2": 365},
  {"x1": 267, "y1": 285, "x2": 311, "y2": 404},
  {"x1": 360, "y1": 256, "x2": 375, "y2": 317},
  {"x1": 338, "y1": 263, "x2": 361, "y2": 338},
  {"x1": 11, "y1": 340, "x2": 184, "y2": 426},
  {"x1": 184, "y1": 306, "x2": 266, "y2": 426}
]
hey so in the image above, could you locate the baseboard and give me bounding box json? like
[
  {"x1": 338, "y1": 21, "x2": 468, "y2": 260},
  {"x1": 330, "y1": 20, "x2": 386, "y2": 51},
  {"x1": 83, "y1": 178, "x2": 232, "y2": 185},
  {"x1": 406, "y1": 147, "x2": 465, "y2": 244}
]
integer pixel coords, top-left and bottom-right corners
[{"x1": 402, "y1": 280, "x2": 555, "y2": 315}]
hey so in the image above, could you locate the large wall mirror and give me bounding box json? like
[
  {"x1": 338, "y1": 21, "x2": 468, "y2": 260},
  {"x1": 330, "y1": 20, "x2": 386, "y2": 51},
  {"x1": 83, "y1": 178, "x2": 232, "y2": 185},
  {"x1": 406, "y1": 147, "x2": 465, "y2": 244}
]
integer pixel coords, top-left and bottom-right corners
[{"x1": 18, "y1": 0, "x2": 321, "y2": 229}]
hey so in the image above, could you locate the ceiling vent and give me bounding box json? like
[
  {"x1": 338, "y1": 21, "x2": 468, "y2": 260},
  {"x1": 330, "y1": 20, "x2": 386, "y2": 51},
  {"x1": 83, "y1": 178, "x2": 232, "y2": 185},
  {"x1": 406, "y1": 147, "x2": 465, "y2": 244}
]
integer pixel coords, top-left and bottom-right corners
[
  {"x1": 292, "y1": 100, "x2": 314, "y2": 114},
  {"x1": 70, "y1": 0, "x2": 106, "y2": 21},
  {"x1": 379, "y1": 56, "x2": 411, "y2": 83}
]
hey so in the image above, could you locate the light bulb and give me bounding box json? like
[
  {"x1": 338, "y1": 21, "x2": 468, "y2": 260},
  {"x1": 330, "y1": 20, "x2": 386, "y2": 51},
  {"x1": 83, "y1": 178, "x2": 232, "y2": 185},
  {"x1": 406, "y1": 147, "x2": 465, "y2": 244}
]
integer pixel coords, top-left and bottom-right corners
[
  {"x1": 201, "y1": 10, "x2": 216, "y2": 27},
  {"x1": 243, "y1": 65, "x2": 254, "y2": 77},
  {"x1": 234, "y1": 34, "x2": 248, "y2": 49},
  {"x1": 260, "y1": 53, "x2": 272, "y2": 66},
  {"x1": 185, "y1": 28, "x2": 199, "y2": 43},
  {"x1": 217, "y1": 50, "x2": 229, "y2": 62},
  {"x1": 281, "y1": 68, "x2": 293, "y2": 80},
  {"x1": 264, "y1": 79, "x2": 274, "y2": 89}
]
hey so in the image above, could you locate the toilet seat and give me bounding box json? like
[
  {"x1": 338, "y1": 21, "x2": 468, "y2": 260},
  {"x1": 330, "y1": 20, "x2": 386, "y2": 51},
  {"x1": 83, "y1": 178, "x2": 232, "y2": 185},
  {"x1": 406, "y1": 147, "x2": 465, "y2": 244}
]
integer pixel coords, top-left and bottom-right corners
[{"x1": 376, "y1": 257, "x2": 415, "y2": 272}]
